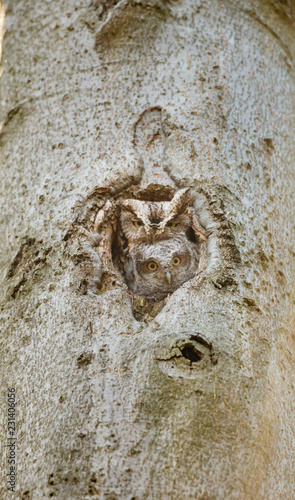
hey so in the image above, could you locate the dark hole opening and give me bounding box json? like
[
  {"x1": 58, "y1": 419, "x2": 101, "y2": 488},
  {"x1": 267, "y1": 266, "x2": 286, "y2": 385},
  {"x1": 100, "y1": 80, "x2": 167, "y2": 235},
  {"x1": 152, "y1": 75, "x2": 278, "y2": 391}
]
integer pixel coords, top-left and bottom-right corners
[{"x1": 180, "y1": 343, "x2": 204, "y2": 363}]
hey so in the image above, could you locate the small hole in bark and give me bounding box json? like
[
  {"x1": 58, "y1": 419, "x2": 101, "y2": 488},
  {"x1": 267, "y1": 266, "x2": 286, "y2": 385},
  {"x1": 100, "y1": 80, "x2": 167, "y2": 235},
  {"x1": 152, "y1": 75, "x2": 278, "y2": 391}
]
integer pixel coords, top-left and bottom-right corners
[
  {"x1": 180, "y1": 343, "x2": 204, "y2": 362},
  {"x1": 77, "y1": 352, "x2": 93, "y2": 368},
  {"x1": 48, "y1": 473, "x2": 55, "y2": 485},
  {"x1": 21, "y1": 492, "x2": 31, "y2": 500}
]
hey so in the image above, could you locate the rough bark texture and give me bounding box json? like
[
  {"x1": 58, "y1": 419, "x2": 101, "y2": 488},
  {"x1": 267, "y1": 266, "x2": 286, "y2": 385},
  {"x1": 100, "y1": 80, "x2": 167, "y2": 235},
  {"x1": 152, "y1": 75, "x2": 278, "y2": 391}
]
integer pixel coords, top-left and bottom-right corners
[{"x1": 1, "y1": 0, "x2": 295, "y2": 498}]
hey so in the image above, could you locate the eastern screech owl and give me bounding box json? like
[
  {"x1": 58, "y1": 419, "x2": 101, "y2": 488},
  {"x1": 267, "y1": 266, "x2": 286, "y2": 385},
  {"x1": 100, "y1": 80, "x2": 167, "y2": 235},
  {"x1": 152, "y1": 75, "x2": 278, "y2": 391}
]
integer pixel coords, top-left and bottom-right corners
[
  {"x1": 119, "y1": 188, "x2": 205, "y2": 248},
  {"x1": 124, "y1": 234, "x2": 199, "y2": 300},
  {"x1": 86, "y1": 188, "x2": 205, "y2": 299}
]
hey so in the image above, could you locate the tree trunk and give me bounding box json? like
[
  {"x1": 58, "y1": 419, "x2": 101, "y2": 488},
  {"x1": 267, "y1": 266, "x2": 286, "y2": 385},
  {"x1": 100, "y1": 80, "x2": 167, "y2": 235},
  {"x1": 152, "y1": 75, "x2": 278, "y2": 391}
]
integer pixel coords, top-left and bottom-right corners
[{"x1": 1, "y1": 0, "x2": 295, "y2": 498}]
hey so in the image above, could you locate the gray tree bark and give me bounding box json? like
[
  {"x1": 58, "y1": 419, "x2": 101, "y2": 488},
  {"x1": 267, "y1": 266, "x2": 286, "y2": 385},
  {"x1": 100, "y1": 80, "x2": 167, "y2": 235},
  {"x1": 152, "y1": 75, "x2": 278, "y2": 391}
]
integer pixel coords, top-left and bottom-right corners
[{"x1": 1, "y1": 0, "x2": 295, "y2": 498}]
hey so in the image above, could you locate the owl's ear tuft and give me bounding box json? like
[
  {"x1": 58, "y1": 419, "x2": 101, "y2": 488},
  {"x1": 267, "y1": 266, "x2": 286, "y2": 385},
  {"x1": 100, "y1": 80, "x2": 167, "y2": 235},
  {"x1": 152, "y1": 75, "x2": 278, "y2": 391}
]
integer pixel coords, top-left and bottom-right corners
[
  {"x1": 119, "y1": 200, "x2": 138, "y2": 214},
  {"x1": 171, "y1": 188, "x2": 191, "y2": 213}
]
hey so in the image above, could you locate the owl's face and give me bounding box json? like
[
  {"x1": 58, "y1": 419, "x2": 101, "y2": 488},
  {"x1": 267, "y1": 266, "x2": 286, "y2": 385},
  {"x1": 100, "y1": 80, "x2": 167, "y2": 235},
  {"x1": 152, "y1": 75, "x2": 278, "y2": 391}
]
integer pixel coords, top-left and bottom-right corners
[
  {"x1": 125, "y1": 235, "x2": 199, "y2": 301},
  {"x1": 119, "y1": 188, "x2": 192, "y2": 246}
]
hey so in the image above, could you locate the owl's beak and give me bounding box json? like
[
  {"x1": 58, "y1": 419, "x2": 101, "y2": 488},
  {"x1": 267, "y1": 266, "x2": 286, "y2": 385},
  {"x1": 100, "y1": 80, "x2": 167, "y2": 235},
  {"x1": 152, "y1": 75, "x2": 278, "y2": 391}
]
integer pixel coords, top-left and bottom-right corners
[{"x1": 166, "y1": 272, "x2": 172, "y2": 284}]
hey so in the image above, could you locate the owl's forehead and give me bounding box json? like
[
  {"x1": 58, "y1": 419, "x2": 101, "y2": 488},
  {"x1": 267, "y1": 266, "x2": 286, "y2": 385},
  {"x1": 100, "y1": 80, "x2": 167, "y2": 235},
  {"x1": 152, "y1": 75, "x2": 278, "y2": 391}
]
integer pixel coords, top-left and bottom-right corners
[
  {"x1": 138, "y1": 200, "x2": 167, "y2": 216},
  {"x1": 120, "y1": 200, "x2": 169, "y2": 222}
]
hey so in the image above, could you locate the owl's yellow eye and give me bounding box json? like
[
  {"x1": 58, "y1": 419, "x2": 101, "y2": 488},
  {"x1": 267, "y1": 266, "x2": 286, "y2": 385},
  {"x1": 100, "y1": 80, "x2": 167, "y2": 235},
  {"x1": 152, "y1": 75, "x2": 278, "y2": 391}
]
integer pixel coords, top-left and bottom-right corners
[
  {"x1": 167, "y1": 222, "x2": 177, "y2": 228},
  {"x1": 172, "y1": 256, "x2": 181, "y2": 266},
  {"x1": 133, "y1": 220, "x2": 143, "y2": 227},
  {"x1": 146, "y1": 261, "x2": 158, "y2": 272}
]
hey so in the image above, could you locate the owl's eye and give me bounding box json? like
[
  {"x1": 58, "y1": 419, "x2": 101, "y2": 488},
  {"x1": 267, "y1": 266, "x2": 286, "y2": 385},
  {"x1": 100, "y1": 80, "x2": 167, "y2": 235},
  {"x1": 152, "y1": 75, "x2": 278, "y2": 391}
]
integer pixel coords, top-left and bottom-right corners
[
  {"x1": 146, "y1": 261, "x2": 158, "y2": 272},
  {"x1": 172, "y1": 256, "x2": 181, "y2": 266},
  {"x1": 133, "y1": 220, "x2": 143, "y2": 227},
  {"x1": 167, "y1": 222, "x2": 178, "y2": 228}
]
